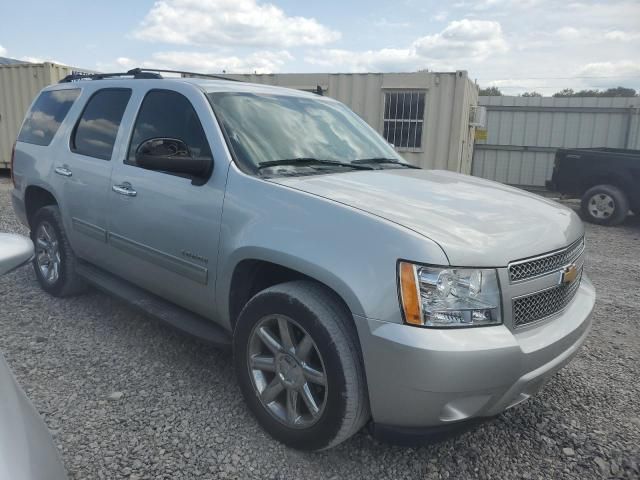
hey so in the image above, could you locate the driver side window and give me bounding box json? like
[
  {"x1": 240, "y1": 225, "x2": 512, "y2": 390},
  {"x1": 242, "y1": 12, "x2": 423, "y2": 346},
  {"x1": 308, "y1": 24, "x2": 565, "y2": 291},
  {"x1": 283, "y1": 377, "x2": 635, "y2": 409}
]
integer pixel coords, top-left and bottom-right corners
[{"x1": 127, "y1": 89, "x2": 212, "y2": 168}]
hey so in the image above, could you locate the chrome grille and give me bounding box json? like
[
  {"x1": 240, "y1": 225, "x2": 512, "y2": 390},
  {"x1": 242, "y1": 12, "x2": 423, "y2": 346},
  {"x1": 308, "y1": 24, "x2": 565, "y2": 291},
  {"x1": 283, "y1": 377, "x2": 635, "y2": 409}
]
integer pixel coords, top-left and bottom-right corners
[
  {"x1": 509, "y1": 237, "x2": 584, "y2": 282},
  {"x1": 512, "y1": 271, "x2": 582, "y2": 327}
]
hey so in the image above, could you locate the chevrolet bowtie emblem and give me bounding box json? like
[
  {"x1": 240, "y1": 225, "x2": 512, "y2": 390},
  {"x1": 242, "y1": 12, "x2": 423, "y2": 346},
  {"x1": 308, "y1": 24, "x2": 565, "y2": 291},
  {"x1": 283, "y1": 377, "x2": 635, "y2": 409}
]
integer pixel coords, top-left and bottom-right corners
[{"x1": 561, "y1": 264, "x2": 578, "y2": 285}]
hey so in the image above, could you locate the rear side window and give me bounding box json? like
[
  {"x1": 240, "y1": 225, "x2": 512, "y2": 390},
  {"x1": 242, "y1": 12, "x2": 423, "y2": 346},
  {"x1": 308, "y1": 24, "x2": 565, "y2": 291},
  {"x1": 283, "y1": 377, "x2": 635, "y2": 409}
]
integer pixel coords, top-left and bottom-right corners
[
  {"x1": 72, "y1": 89, "x2": 131, "y2": 160},
  {"x1": 127, "y1": 89, "x2": 212, "y2": 166},
  {"x1": 18, "y1": 89, "x2": 80, "y2": 146}
]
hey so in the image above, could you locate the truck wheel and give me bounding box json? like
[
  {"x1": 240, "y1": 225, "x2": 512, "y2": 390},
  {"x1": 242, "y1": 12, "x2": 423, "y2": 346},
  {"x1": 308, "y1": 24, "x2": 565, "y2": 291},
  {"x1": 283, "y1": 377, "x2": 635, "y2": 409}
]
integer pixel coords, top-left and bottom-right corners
[
  {"x1": 31, "y1": 206, "x2": 86, "y2": 297},
  {"x1": 233, "y1": 280, "x2": 369, "y2": 451},
  {"x1": 581, "y1": 184, "x2": 629, "y2": 226}
]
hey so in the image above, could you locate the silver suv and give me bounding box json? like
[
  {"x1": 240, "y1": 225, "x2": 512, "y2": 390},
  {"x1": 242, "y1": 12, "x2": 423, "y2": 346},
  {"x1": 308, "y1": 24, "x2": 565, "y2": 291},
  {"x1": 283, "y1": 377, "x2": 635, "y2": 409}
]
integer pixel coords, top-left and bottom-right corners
[{"x1": 11, "y1": 69, "x2": 595, "y2": 450}]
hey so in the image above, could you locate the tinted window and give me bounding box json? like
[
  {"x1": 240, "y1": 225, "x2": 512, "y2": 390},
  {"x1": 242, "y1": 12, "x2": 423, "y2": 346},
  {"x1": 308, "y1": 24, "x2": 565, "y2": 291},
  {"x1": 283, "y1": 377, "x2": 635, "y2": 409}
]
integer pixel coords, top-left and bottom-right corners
[
  {"x1": 18, "y1": 89, "x2": 80, "y2": 146},
  {"x1": 72, "y1": 89, "x2": 131, "y2": 160},
  {"x1": 127, "y1": 90, "x2": 212, "y2": 166}
]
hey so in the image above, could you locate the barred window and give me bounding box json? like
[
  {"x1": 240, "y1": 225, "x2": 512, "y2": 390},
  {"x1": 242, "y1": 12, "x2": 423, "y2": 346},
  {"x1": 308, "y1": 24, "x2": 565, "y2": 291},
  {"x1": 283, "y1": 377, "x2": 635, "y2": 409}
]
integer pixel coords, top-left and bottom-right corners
[{"x1": 383, "y1": 91, "x2": 425, "y2": 150}]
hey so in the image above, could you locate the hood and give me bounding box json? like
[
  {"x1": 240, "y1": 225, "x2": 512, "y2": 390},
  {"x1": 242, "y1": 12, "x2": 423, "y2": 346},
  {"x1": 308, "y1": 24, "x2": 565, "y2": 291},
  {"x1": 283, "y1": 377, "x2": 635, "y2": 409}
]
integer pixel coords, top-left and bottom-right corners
[
  {"x1": 0, "y1": 234, "x2": 33, "y2": 276},
  {"x1": 0, "y1": 353, "x2": 68, "y2": 479},
  {"x1": 271, "y1": 169, "x2": 583, "y2": 267}
]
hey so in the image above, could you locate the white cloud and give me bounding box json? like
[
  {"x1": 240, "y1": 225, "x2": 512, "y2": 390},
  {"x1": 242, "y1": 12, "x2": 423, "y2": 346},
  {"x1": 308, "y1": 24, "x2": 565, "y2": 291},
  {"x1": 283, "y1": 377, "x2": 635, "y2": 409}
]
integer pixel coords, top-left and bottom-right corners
[
  {"x1": 0, "y1": 45, "x2": 6, "y2": 56},
  {"x1": 554, "y1": 27, "x2": 583, "y2": 40},
  {"x1": 414, "y1": 19, "x2": 508, "y2": 60},
  {"x1": 604, "y1": 30, "x2": 640, "y2": 42},
  {"x1": 134, "y1": 0, "x2": 340, "y2": 48},
  {"x1": 305, "y1": 19, "x2": 507, "y2": 72},
  {"x1": 100, "y1": 50, "x2": 293, "y2": 74},
  {"x1": 576, "y1": 60, "x2": 640, "y2": 78},
  {"x1": 19, "y1": 56, "x2": 64, "y2": 64},
  {"x1": 454, "y1": 0, "x2": 542, "y2": 12},
  {"x1": 115, "y1": 57, "x2": 137, "y2": 69},
  {"x1": 305, "y1": 48, "x2": 420, "y2": 73},
  {"x1": 432, "y1": 11, "x2": 448, "y2": 22}
]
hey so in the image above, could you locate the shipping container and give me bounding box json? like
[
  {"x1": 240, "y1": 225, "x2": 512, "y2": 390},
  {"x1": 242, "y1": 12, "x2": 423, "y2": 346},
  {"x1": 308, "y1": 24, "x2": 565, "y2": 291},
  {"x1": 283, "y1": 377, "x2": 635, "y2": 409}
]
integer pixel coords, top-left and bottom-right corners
[
  {"x1": 219, "y1": 71, "x2": 480, "y2": 173},
  {"x1": 0, "y1": 62, "x2": 89, "y2": 169}
]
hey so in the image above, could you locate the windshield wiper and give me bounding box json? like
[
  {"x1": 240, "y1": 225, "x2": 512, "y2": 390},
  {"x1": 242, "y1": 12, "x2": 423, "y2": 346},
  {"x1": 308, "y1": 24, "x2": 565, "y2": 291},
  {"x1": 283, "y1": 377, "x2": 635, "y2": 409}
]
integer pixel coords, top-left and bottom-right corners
[
  {"x1": 351, "y1": 157, "x2": 421, "y2": 168},
  {"x1": 257, "y1": 158, "x2": 374, "y2": 170}
]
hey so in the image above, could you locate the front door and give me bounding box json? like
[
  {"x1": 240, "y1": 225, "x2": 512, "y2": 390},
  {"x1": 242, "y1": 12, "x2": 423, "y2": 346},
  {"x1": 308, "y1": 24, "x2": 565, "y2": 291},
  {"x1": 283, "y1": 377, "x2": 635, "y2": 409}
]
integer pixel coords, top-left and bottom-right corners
[{"x1": 106, "y1": 87, "x2": 226, "y2": 319}]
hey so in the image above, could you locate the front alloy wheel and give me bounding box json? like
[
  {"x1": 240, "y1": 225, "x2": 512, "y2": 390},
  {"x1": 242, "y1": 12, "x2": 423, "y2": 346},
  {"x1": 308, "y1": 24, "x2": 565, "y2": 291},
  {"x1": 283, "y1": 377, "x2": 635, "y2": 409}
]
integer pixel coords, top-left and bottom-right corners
[
  {"x1": 248, "y1": 314, "x2": 328, "y2": 429},
  {"x1": 234, "y1": 281, "x2": 370, "y2": 451}
]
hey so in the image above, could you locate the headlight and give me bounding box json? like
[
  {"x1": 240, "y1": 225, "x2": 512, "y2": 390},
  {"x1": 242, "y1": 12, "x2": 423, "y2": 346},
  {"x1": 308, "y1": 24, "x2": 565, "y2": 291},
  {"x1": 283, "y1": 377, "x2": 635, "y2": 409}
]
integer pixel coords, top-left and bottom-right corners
[{"x1": 398, "y1": 261, "x2": 502, "y2": 327}]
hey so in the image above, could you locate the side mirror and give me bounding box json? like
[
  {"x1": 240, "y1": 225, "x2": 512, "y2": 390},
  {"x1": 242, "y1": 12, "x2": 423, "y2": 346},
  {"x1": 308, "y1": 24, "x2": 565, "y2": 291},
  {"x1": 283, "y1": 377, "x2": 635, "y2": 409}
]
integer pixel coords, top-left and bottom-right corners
[
  {"x1": 0, "y1": 234, "x2": 34, "y2": 276},
  {"x1": 135, "y1": 138, "x2": 211, "y2": 177}
]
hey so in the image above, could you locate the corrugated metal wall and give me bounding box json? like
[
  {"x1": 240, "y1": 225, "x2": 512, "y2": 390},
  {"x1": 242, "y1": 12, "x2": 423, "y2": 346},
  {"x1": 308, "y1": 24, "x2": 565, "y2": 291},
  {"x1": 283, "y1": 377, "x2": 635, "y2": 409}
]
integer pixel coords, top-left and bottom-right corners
[
  {"x1": 472, "y1": 96, "x2": 640, "y2": 187},
  {"x1": 0, "y1": 63, "x2": 78, "y2": 168},
  {"x1": 222, "y1": 71, "x2": 479, "y2": 173}
]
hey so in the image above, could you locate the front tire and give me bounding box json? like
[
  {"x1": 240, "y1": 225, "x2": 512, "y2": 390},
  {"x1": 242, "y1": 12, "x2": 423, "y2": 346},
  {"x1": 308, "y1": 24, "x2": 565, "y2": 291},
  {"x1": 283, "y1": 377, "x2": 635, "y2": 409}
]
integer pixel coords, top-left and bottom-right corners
[
  {"x1": 233, "y1": 281, "x2": 369, "y2": 451},
  {"x1": 581, "y1": 184, "x2": 629, "y2": 226},
  {"x1": 31, "y1": 205, "x2": 86, "y2": 297}
]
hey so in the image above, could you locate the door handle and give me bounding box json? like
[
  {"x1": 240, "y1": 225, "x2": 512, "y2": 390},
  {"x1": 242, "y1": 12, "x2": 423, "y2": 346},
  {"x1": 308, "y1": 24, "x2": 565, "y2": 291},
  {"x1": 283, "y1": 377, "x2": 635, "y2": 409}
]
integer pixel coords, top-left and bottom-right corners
[
  {"x1": 54, "y1": 166, "x2": 73, "y2": 177},
  {"x1": 112, "y1": 182, "x2": 137, "y2": 197}
]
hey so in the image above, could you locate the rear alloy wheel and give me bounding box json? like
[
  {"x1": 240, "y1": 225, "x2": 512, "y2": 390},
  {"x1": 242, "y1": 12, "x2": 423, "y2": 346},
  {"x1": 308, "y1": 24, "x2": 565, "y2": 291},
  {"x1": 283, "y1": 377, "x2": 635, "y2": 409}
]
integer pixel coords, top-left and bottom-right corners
[
  {"x1": 581, "y1": 184, "x2": 629, "y2": 226},
  {"x1": 234, "y1": 281, "x2": 369, "y2": 451},
  {"x1": 34, "y1": 221, "x2": 61, "y2": 285},
  {"x1": 31, "y1": 206, "x2": 86, "y2": 296}
]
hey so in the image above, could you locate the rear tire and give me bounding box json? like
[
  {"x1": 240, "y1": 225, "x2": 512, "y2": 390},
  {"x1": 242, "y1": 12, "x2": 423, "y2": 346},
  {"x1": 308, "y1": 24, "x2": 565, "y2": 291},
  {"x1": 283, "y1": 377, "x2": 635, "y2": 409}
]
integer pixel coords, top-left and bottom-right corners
[
  {"x1": 580, "y1": 184, "x2": 628, "y2": 226},
  {"x1": 31, "y1": 205, "x2": 86, "y2": 297},
  {"x1": 233, "y1": 280, "x2": 369, "y2": 451}
]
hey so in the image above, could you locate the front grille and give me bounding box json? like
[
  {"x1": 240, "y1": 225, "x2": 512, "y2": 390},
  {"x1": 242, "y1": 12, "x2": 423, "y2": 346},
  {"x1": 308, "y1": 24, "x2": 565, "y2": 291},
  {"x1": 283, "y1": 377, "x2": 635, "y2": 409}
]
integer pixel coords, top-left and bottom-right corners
[
  {"x1": 512, "y1": 271, "x2": 582, "y2": 327},
  {"x1": 509, "y1": 237, "x2": 584, "y2": 282}
]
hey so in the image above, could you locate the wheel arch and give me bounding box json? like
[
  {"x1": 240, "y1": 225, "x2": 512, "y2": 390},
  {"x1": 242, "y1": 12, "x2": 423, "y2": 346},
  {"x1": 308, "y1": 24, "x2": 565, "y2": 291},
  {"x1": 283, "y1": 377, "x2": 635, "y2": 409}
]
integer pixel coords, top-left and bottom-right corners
[
  {"x1": 225, "y1": 253, "x2": 364, "y2": 334},
  {"x1": 24, "y1": 185, "x2": 59, "y2": 229}
]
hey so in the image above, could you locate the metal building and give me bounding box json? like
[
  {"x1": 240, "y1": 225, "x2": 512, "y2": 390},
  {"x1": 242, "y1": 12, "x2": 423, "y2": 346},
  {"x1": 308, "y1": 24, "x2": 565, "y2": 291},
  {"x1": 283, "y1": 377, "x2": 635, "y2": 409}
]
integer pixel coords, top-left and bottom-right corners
[
  {"x1": 222, "y1": 71, "x2": 480, "y2": 173},
  {"x1": 472, "y1": 95, "x2": 640, "y2": 187},
  {"x1": 0, "y1": 62, "x2": 90, "y2": 169}
]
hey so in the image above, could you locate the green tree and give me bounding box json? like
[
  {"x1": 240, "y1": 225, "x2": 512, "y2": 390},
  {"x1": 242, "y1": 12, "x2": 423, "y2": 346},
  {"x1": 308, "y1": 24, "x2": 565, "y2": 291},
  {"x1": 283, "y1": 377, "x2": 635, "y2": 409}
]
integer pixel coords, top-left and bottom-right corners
[
  {"x1": 479, "y1": 86, "x2": 503, "y2": 96},
  {"x1": 521, "y1": 91, "x2": 542, "y2": 97},
  {"x1": 599, "y1": 86, "x2": 637, "y2": 97},
  {"x1": 552, "y1": 86, "x2": 637, "y2": 97},
  {"x1": 552, "y1": 88, "x2": 575, "y2": 97},
  {"x1": 574, "y1": 89, "x2": 601, "y2": 97}
]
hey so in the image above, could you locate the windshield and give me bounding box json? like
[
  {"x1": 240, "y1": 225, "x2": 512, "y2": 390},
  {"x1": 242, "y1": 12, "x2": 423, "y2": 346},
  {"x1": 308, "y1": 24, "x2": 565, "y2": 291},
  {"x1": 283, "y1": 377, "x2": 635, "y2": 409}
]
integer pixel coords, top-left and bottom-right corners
[{"x1": 207, "y1": 92, "x2": 409, "y2": 175}]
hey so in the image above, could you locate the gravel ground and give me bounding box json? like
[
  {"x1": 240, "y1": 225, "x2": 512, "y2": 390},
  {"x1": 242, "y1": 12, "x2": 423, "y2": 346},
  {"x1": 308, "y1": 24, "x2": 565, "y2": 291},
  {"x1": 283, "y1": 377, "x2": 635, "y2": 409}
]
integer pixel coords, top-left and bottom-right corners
[{"x1": 1, "y1": 173, "x2": 639, "y2": 479}]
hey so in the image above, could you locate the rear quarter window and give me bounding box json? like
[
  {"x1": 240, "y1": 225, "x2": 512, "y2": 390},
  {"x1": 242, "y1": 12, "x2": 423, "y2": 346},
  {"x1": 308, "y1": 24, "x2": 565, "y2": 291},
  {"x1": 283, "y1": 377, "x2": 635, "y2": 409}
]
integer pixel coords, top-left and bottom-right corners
[{"x1": 18, "y1": 89, "x2": 80, "y2": 146}]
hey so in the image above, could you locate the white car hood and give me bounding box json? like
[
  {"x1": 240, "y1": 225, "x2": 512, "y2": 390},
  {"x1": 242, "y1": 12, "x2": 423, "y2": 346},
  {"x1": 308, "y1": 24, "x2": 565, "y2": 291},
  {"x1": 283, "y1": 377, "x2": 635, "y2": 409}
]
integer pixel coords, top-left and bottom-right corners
[
  {"x1": 271, "y1": 169, "x2": 584, "y2": 266},
  {"x1": 0, "y1": 353, "x2": 67, "y2": 480}
]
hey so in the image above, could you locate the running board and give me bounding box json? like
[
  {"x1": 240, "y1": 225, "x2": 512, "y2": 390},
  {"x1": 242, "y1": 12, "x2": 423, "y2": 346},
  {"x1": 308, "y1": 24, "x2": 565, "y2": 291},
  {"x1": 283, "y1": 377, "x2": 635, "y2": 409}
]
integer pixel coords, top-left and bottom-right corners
[{"x1": 76, "y1": 261, "x2": 231, "y2": 347}]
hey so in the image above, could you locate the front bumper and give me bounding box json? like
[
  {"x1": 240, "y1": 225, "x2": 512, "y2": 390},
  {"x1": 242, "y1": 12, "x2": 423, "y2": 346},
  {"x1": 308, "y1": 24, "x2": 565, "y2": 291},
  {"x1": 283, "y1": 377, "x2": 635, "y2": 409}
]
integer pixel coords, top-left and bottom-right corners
[{"x1": 354, "y1": 275, "x2": 595, "y2": 429}]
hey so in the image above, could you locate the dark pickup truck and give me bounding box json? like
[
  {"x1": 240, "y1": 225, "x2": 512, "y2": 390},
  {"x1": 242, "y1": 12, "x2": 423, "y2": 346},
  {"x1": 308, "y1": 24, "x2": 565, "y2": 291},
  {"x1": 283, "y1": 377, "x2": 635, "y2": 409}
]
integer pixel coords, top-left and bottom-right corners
[{"x1": 549, "y1": 147, "x2": 639, "y2": 226}]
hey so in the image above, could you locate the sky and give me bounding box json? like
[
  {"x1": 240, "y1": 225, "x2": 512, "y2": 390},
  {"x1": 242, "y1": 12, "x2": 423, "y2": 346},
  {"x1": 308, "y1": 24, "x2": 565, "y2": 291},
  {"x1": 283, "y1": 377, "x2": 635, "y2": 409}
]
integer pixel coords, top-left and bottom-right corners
[{"x1": 1, "y1": 0, "x2": 639, "y2": 94}]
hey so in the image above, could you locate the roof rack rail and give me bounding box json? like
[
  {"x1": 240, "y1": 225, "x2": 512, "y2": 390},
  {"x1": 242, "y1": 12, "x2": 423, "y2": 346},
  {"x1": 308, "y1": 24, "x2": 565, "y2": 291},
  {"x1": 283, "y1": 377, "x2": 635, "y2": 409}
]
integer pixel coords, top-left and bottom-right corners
[
  {"x1": 59, "y1": 70, "x2": 162, "y2": 83},
  {"x1": 127, "y1": 67, "x2": 241, "y2": 82},
  {"x1": 59, "y1": 67, "x2": 241, "y2": 84}
]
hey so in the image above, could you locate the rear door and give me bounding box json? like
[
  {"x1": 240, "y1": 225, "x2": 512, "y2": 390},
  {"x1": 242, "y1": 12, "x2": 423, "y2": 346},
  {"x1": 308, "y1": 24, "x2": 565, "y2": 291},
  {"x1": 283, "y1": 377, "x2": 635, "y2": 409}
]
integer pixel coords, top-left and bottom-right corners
[
  {"x1": 60, "y1": 88, "x2": 132, "y2": 266},
  {"x1": 106, "y1": 85, "x2": 226, "y2": 319}
]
